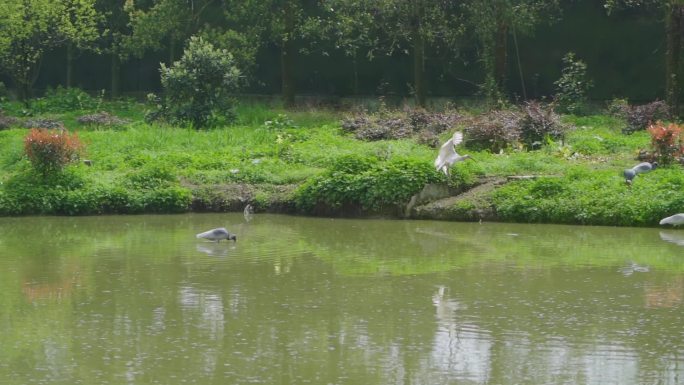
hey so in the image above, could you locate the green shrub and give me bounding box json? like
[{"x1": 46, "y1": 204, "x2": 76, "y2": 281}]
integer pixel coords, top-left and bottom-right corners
[
  {"x1": 295, "y1": 155, "x2": 439, "y2": 212},
  {"x1": 329, "y1": 154, "x2": 378, "y2": 174},
  {"x1": 554, "y1": 52, "x2": 593, "y2": 115},
  {"x1": 152, "y1": 36, "x2": 242, "y2": 128},
  {"x1": 125, "y1": 164, "x2": 178, "y2": 190},
  {"x1": 31, "y1": 86, "x2": 104, "y2": 113},
  {"x1": 139, "y1": 186, "x2": 192, "y2": 213},
  {"x1": 24, "y1": 128, "x2": 83, "y2": 176},
  {"x1": 31, "y1": 86, "x2": 104, "y2": 114},
  {"x1": 491, "y1": 168, "x2": 683, "y2": 226}
]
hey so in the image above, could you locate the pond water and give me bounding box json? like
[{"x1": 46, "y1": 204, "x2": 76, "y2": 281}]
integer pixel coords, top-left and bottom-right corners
[{"x1": 1, "y1": 213, "x2": 683, "y2": 385}]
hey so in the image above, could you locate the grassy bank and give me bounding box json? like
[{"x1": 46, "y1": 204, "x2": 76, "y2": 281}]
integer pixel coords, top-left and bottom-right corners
[{"x1": 0, "y1": 95, "x2": 682, "y2": 227}]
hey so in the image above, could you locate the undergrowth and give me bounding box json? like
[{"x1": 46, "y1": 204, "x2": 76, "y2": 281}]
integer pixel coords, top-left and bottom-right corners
[{"x1": 0, "y1": 95, "x2": 680, "y2": 225}]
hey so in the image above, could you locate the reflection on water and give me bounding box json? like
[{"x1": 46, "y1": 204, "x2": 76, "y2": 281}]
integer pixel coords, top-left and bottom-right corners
[
  {"x1": 1, "y1": 214, "x2": 684, "y2": 385},
  {"x1": 660, "y1": 231, "x2": 684, "y2": 246}
]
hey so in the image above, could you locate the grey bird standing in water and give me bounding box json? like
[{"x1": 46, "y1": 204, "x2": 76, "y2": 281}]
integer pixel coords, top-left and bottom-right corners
[
  {"x1": 660, "y1": 213, "x2": 684, "y2": 226},
  {"x1": 196, "y1": 227, "x2": 237, "y2": 242},
  {"x1": 623, "y1": 161, "x2": 657, "y2": 186}
]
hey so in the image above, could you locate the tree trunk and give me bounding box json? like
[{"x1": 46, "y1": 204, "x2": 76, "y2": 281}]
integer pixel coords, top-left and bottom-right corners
[
  {"x1": 494, "y1": 21, "x2": 508, "y2": 95},
  {"x1": 412, "y1": 1, "x2": 426, "y2": 107},
  {"x1": 665, "y1": 4, "x2": 683, "y2": 116},
  {"x1": 352, "y1": 51, "x2": 359, "y2": 95},
  {"x1": 66, "y1": 43, "x2": 74, "y2": 88},
  {"x1": 111, "y1": 54, "x2": 121, "y2": 98},
  {"x1": 413, "y1": 33, "x2": 426, "y2": 107},
  {"x1": 169, "y1": 37, "x2": 177, "y2": 65},
  {"x1": 281, "y1": 42, "x2": 295, "y2": 108},
  {"x1": 281, "y1": 0, "x2": 296, "y2": 108}
]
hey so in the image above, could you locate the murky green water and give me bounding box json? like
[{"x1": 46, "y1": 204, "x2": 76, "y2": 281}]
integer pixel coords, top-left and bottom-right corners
[{"x1": 1, "y1": 213, "x2": 683, "y2": 385}]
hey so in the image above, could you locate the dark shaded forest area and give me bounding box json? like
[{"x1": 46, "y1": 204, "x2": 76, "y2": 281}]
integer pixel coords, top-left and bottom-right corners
[{"x1": 0, "y1": 0, "x2": 667, "y2": 103}]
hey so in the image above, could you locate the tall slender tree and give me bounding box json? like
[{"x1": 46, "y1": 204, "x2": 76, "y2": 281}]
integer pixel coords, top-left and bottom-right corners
[{"x1": 61, "y1": 0, "x2": 102, "y2": 88}]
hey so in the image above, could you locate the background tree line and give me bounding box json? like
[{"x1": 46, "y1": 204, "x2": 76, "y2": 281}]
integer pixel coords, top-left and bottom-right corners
[{"x1": 0, "y1": 0, "x2": 679, "y2": 112}]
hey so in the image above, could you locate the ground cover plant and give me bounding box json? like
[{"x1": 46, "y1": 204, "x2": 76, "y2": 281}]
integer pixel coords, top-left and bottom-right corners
[{"x1": 0, "y1": 93, "x2": 681, "y2": 226}]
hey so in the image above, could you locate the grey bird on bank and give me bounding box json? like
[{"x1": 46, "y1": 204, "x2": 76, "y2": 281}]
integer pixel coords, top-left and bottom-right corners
[
  {"x1": 434, "y1": 132, "x2": 472, "y2": 176},
  {"x1": 659, "y1": 213, "x2": 684, "y2": 226},
  {"x1": 196, "y1": 227, "x2": 237, "y2": 242},
  {"x1": 623, "y1": 161, "x2": 657, "y2": 186}
]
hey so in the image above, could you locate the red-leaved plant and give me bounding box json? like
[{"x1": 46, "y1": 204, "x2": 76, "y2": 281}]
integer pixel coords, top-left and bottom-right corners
[
  {"x1": 647, "y1": 121, "x2": 684, "y2": 163},
  {"x1": 24, "y1": 128, "x2": 83, "y2": 175}
]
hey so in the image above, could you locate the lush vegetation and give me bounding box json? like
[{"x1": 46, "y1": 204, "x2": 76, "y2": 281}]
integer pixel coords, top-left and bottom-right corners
[
  {"x1": 0, "y1": 89, "x2": 682, "y2": 227},
  {"x1": 0, "y1": 0, "x2": 681, "y2": 115}
]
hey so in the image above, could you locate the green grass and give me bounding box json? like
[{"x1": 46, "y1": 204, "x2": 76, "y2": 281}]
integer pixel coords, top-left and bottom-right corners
[{"x1": 0, "y1": 97, "x2": 682, "y2": 226}]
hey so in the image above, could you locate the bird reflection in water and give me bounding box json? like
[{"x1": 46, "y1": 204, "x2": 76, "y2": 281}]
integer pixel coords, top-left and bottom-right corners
[
  {"x1": 196, "y1": 242, "x2": 234, "y2": 257},
  {"x1": 660, "y1": 231, "x2": 684, "y2": 246},
  {"x1": 619, "y1": 262, "x2": 650, "y2": 276}
]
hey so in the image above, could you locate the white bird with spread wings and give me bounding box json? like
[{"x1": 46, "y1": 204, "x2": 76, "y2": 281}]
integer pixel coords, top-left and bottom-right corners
[{"x1": 434, "y1": 131, "x2": 471, "y2": 176}]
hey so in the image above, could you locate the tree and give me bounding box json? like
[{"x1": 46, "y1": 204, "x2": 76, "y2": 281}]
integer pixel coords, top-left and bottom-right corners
[
  {"x1": 94, "y1": 0, "x2": 132, "y2": 98},
  {"x1": 222, "y1": 0, "x2": 328, "y2": 108},
  {"x1": 96, "y1": 0, "x2": 207, "y2": 98},
  {"x1": 124, "y1": 0, "x2": 219, "y2": 63},
  {"x1": 319, "y1": 1, "x2": 376, "y2": 95},
  {"x1": 605, "y1": 0, "x2": 684, "y2": 115},
  {"x1": 0, "y1": 0, "x2": 99, "y2": 103},
  {"x1": 125, "y1": 0, "x2": 257, "y2": 78},
  {"x1": 62, "y1": 0, "x2": 102, "y2": 88},
  {"x1": 157, "y1": 36, "x2": 242, "y2": 128},
  {"x1": 464, "y1": 0, "x2": 560, "y2": 105},
  {"x1": 326, "y1": 0, "x2": 463, "y2": 107}
]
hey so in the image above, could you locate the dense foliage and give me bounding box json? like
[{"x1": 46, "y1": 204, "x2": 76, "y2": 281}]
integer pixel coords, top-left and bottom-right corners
[
  {"x1": 648, "y1": 121, "x2": 684, "y2": 163},
  {"x1": 0, "y1": 0, "x2": 675, "y2": 113},
  {"x1": 150, "y1": 36, "x2": 242, "y2": 128},
  {"x1": 23, "y1": 128, "x2": 83, "y2": 175},
  {"x1": 295, "y1": 154, "x2": 441, "y2": 213},
  {"x1": 0, "y1": 97, "x2": 681, "y2": 227},
  {"x1": 553, "y1": 52, "x2": 593, "y2": 114}
]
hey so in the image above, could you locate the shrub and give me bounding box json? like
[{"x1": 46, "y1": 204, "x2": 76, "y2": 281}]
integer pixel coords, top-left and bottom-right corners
[
  {"x1": 608, "y1": 99, "x2": 670, "y2": 134},
  {"x1": 154, "y1": 36, "x2": 242, "y2": 128},
  {"x1": 24, "y1": 128, "x2": 83, "y2": 175},
  {"x1": 647, "y1": 121, "x2": 684, "y2": 164},
  {"x1": 554, "y1": 52, "x2": 593, "y2": 115},
  {"x1": 519, "y1": 101, "x2": 570, "y2": 149},
  {"x1": 463, "y1": 109, "x2": 521, "y2": 152},
  {"x1": 125, "y1": 164, "x2": 178, "y2": 190},
  {"x1": 340, "y1": 107, "x2": 461, "y2": 142},
  {"x1": 23, "y1": 118, "x2": 64, "y2": 130},
  {"x1": 295, "y1": 155, "x2": 439, "y2": 212},
  {"x1": 77, "y1": 111, "x2": 130, "y2": 128},
  {"x1": 31, "y1": 86, "x2": 103, "y2": 113},
  {"x1": 264, "y1": 114, "x2": 297, "y2": 130},
  {"x1": 0, "y1": 110, "x2": 18, "y2": 129}
]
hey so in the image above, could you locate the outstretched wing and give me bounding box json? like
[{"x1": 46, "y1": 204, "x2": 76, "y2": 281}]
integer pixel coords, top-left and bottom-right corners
[{"x1": 451, "y1": 131, "x2": 464, "y2": 147}]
